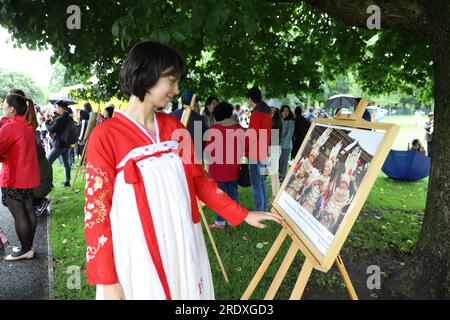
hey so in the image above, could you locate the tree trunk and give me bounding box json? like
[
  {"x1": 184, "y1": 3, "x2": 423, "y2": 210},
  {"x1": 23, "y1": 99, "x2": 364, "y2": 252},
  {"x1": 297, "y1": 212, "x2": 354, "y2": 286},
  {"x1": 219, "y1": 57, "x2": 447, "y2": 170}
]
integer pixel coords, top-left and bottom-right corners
[{"x1": 393, "y1": 25, "x2": 450, "y2": 299}]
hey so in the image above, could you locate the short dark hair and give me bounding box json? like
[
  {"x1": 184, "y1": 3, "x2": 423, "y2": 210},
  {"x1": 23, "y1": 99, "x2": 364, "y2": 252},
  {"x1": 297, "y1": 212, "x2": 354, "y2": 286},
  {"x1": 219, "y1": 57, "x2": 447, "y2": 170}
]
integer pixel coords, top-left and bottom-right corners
[
  {"x1": 412, "y1": 139, "x2": 422, "y2": 148},
  {"x1": 84, "y1": 102, "x2": 92, "y2": 113},
  {"x1": 235, "y1": 104, "x2": 241, "y2": 111},
  {"x1": 247, "y1": 87, "x2": 262, "y2": 103},
  {"x1": 294, "y1": 106, "x2": 303, "y2": 117},
  {"x1": 119, "y1": 41, "x2": 186, "y2": 102},
  {"x1": 212, "y1": 102, "x2": 234, "y2": 122},
  {"x1": 55, "y1": 100, "x2": 69, "y2": 109},
  {"x1": 104, "y1": 105, "x2": 115, "y2": 118}
]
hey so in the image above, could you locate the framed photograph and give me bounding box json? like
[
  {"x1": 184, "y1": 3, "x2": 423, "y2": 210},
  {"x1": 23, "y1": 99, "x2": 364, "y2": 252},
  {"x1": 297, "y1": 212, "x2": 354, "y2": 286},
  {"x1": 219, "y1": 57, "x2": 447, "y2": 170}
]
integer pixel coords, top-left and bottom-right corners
[{"x1": 272, "y1": 117, "x2": 399, "y2": 270}]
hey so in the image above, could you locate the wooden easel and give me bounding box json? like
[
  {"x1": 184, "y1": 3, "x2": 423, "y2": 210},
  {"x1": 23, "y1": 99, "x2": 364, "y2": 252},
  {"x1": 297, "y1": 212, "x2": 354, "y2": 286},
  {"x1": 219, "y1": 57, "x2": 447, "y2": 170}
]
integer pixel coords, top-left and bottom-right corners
[
  {"x1": 242, "y1": 99, "x2": 377, "y2": 300},
  {"x1": 181, "y1": 94, "x2": 229, "y2": 283},
  {"x1": 241, "y1": 223, "x2": 358, "y2": 300}
]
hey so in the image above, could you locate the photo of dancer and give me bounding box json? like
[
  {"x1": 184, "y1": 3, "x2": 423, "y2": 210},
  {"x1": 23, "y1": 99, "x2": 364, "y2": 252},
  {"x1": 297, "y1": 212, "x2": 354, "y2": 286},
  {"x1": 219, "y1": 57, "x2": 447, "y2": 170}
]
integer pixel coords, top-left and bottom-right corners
[{"x1": 279, "y1": 123, "x2": 385, "y2": 255}]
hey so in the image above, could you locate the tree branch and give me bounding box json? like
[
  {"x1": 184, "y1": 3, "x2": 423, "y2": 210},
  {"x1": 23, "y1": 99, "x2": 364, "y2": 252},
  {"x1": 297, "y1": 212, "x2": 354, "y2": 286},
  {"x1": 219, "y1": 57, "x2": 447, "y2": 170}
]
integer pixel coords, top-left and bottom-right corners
[{"x1": 297, "y1": 0, "x2": 428, "y2": 34}]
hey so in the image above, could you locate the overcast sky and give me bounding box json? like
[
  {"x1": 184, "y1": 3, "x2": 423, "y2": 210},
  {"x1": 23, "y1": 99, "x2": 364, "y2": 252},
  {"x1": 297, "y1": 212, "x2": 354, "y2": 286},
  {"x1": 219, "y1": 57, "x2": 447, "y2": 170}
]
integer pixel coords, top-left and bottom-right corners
[{"x1": 0, "y1": 26, "x2": 53, "y2": 88}]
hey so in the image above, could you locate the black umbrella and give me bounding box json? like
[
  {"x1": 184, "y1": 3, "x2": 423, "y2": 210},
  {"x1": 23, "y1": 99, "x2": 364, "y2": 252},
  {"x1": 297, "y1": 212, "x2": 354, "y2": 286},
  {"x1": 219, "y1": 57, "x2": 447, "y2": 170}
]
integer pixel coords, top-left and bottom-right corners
[
  {"x1": 48, "y1": 94, "x2": 77, "y2": 105},
  {"x1": 325, "y1": 94, "x2": 357, "y2": 108}
]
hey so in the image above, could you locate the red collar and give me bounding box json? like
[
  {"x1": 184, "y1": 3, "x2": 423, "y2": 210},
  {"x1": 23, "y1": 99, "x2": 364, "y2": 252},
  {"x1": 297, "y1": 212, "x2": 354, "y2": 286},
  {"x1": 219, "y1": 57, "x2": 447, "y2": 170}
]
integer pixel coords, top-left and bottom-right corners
[{"x1": 11, "y1": 115, "x2": 34, "y2": 132}]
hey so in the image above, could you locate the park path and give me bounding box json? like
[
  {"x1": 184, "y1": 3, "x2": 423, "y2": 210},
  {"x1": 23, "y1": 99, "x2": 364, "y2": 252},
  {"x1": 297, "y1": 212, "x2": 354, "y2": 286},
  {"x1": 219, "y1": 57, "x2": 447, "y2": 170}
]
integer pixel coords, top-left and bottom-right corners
[{"x1": 0, "y1": 202, "x2": 51, "y2": 300}]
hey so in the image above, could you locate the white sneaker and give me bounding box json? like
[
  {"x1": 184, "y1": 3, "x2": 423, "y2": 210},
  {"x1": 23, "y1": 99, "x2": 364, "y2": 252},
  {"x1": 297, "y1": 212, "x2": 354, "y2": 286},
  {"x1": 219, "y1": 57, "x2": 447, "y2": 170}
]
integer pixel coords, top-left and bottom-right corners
[{"x1": 4, "y1": 249, "x2": 35, "y2": 261}]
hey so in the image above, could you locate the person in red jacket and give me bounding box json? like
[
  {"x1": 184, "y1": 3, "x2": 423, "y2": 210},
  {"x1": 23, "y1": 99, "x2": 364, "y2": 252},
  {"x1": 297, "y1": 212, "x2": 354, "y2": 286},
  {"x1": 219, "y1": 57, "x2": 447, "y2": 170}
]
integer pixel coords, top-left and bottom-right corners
[
  {"x1": 205, "y1": 101, "x2": 245, "y2": 230},
  {"x1": 245, "y1": 87, "x2": 272, "y2": 212},
  {"x1": 84, "y1": 41, "x2": 282, "y2": 300},
  {"x1": 0, "y1": 92, "x2": 40, "y2": 261}
]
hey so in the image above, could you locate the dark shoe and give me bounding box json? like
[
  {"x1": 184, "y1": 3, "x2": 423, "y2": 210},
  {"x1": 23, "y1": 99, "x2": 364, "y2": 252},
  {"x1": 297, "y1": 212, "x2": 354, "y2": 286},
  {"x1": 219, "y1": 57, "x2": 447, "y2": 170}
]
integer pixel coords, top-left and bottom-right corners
[
  {"x1": 35, "y1": 198, "x2": 50, "y2": 216},
  {"x1": 61, "y1": 182, "x2": 70, "y2": 188}
]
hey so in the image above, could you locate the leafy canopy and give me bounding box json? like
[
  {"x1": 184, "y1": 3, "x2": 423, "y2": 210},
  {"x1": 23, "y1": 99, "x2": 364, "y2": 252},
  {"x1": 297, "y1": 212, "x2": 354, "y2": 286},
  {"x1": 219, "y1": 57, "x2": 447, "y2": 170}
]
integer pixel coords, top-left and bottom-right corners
[{"x1": 0, "y1": 0, "x2": 433, "y2": 103}]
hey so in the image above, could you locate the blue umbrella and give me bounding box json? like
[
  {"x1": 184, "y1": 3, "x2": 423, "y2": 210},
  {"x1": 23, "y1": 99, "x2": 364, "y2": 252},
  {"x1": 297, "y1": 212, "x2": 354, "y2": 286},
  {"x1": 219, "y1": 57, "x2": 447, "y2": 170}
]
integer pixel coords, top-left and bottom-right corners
[{"x1": 382, "y1": 149, "x2": 430, "y2": 181}]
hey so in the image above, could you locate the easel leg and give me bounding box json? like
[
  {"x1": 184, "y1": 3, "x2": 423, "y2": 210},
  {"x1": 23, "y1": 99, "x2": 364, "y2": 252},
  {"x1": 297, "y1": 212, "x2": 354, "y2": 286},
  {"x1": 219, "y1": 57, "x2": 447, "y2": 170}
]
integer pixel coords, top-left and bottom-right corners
[
  {"x1": 198, "y1": 202, "x2": 229, "y2": 283},
  {"x1": 264, "y1": 241, "x2": 298, "y2": 299},
  {"x1": 241, "y1": 229, "x2": 288, "y2": 300},
  {"x1": 289, "y1": 258, "x2": 314, "y2": 300},
  {"x1": 335, "y1": 255, "x2": 358, "y2": 300},
  {"x1": 72, "y1": 139, "x2": 89, "y2": 189}
]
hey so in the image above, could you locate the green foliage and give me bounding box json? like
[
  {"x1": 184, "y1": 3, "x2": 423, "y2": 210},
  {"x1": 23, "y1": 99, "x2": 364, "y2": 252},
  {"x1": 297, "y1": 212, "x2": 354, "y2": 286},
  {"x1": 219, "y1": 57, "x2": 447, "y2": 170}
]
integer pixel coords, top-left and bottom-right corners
[
  {"x1": 0, "y1": 0, "x2": 434, "y2": 102},
  {"x1": 0, "y1": 67, "x2": 46, "y2": 104},
  {"x1": 48, "y1": 61, "x2": 80, "y2": 93}
]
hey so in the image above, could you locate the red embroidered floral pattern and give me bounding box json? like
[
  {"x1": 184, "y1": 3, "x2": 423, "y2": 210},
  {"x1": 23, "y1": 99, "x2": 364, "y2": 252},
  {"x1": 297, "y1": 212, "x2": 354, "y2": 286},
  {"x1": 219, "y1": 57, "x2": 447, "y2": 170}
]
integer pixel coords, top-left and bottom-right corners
[{"x1": 84, "y1": 162, "x2": 113, "y2": 264}]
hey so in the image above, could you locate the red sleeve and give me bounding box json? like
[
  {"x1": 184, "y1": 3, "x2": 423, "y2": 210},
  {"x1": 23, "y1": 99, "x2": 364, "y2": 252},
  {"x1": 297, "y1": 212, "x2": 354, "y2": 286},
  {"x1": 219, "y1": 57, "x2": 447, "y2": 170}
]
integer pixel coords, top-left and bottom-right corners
[
  {"x1": 193, "y1": 169, "x2": 249, "y2": 226},
  {"x1": 174, "y1": 120, "x2": 249, "y2": 226},
  {"x1": 245, "y1": 112, "x2": 259, "y2": 158},
  {"x1": 246, "y1": 111, "x2": 266, "y2": 159},
  {"x1": 0, "y1": 123, "x2": 18, "y2": 156},
  {"x1": 84, "y1": 127, "x2": 118, "y2": 285}
]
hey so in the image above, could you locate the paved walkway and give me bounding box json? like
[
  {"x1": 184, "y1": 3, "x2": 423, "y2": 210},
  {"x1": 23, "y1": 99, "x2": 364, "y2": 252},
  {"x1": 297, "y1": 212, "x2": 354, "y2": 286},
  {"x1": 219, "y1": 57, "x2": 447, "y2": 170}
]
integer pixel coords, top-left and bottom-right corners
[{"x1": 0, "y1": 203, "x2": 50, "y2": 300}]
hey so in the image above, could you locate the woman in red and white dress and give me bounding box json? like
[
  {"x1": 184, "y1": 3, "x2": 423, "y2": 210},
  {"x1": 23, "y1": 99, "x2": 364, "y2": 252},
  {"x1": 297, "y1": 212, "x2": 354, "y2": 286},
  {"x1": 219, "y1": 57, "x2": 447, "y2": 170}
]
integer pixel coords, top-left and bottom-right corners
[{"x1": 84, "y1": 41, "x2": 282, "y2": 300}]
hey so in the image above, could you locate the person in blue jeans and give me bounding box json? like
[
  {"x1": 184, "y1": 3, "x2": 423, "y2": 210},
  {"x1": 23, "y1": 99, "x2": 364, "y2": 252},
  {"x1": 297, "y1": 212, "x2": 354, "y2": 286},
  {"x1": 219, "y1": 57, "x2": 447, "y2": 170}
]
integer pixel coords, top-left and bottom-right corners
[
  {"x1": 211, "y1": 181, "x2": 240, "y2": 229},
  {"x1": 245, "y1": 87, "x2": 272, "y2": 212},
  {"x1": 45, "y1": 100, "x2": 72, "y2": 187},
  {"x1": 249, "y1": 161, "x2": 268, "y2": 211}
]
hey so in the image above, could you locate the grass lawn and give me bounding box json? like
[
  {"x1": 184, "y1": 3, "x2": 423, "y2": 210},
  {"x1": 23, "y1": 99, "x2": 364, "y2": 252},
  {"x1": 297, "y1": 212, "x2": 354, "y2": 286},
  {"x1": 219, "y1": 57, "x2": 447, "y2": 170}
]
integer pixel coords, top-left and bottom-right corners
[{"x1": 48, "y1": 115, "x2": 428, "y2": 299}]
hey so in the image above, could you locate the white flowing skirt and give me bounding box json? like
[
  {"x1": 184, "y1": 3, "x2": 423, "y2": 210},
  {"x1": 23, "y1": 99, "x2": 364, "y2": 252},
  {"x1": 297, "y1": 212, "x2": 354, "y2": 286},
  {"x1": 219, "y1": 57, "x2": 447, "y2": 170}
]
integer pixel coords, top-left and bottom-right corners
[{"x1": 96, "y1": 147, "x2": 214, "y2": 300}]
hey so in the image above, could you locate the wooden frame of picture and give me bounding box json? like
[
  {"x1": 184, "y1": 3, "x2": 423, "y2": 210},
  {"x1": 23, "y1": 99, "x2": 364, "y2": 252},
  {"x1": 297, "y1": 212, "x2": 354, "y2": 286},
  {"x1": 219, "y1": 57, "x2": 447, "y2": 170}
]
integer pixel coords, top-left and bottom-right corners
[{"x1": 242, "y1": 100, "x2": 399, "y2": 300}]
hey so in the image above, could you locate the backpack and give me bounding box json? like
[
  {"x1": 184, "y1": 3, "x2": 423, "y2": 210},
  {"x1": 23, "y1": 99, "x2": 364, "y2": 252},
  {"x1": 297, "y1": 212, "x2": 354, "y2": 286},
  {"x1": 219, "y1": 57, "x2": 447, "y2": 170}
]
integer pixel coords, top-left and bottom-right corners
[{"x1": 61, "y1": 117, "x2": 81, "y2": 146}]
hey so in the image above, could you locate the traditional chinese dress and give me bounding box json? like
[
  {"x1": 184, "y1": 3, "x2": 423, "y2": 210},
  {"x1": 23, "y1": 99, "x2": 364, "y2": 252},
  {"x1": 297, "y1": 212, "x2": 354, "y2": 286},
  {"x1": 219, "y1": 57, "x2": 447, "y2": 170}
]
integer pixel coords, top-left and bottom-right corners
[
  {"x1": 319, "y1": 187, "x2": 350, "y2": 231},
  {"x1": 84, "y1": 110, "x2": 249, "y2": 300},
  {"x1": 285, "y1": 157, "x2": 315, "y2": 200},
  {"x1": 301, "y1": 174, "x2": 330, "y2": 213}
]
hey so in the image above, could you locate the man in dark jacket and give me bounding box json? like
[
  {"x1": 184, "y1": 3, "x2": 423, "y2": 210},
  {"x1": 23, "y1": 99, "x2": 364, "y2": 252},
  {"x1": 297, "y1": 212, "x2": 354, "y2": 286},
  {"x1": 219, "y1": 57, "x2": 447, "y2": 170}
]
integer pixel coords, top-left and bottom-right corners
[
  {"x1": 45, "y1": 100, "x2": 72, "y2": 187},
  {"x1": 170, "y1": 90, "x2": 208, "y2": 162},
  {"x1": 266, "y1": 98, "x2": 283, "y2": 200},
  {"x1": 292, "y1": 106, "x2": 311, "y2": 159},
  {"x1": 245, "y1": 87, "x2": 272, "y2": 212},
  {"x1": 33, "y1": 143, "x2": 53, "y2": 216}
]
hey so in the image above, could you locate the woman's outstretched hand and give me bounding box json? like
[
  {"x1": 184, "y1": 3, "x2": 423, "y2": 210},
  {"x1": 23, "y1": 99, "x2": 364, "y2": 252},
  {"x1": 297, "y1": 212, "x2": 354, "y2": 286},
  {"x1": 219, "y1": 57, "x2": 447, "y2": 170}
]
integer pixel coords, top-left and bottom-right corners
[{"x1": 245, "y1": 211, "x2": 283, "y2": 229}]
